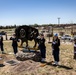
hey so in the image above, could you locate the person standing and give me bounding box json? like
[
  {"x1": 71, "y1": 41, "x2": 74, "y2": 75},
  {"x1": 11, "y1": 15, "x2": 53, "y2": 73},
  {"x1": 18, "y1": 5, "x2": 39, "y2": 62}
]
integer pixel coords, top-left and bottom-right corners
[
  {"x1": 10, "y1": 34, "x2": 19, "y2": 55},
  {"x1": 37, "y1": 34, "x2": 46, "y2": 62},
  {"x1": 74, "y1": 37, "x2": 76, "y2": 60},
  {"x1": 0, "y1": 35, "x2": 5, "y2": 54},
  {"x1": 52, "y1": 33, "x2": 60, "y2": 66}
]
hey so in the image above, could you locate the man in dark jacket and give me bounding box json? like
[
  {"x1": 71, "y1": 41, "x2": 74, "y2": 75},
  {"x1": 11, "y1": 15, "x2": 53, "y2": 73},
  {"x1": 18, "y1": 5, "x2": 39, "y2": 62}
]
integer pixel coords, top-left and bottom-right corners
[
  {"x1": 10, "y1": 34, "x2": 19, "y2": 55},
  {"x1": 37, "y1": 34, "x2": 46, "y2": 62},
  {"x1": 52, "y1": 33, "x2": 60, "y2": 66},
  {"x1": 0, "y1": 35, "x2": 5, "y2": 54}
]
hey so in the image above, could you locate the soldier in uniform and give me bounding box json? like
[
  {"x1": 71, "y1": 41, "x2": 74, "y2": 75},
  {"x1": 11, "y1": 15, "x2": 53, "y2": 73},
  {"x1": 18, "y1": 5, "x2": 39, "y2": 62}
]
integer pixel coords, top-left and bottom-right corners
[
  {"x1": 10, "y1": 34, "x2": 19, "y2": 55},
  {"x1": 52, "y1": 33, "x2": 60, "y2": 66},
  {"x1": 0, "y1": 35, "x2": 5, "y2": 54},
  {"x1": 37, "y1": 34, "x2": 46, "y2": 62},
  {"x1": 74, "y1": 37, "x2": 76, "y2": 59}
]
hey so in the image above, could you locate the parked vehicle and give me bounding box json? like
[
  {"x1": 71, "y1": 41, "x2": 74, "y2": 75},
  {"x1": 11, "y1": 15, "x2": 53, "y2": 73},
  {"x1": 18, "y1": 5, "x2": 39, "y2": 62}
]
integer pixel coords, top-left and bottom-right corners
[{"x1": 61, "y1": 34, "x2": 73, "y2": 40}]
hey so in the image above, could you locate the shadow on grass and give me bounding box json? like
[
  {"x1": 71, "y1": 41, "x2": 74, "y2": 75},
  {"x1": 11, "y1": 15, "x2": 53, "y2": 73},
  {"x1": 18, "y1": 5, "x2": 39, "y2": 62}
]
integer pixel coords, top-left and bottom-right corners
[
  {"x1": 58, "y1": 65, "x2": 73, "y2": 69},
  {"x1": 0, "y1": 64, "x2": 5, "y2": 67},
  {"x1": 45, "y1": 62, "x2": 73, "y2": 70}
]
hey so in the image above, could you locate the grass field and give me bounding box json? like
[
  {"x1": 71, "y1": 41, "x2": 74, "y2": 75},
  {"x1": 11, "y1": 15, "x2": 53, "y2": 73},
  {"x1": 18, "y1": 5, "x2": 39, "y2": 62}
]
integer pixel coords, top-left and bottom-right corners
[
  {"x1": 0, "y1": 40, "x2": 76, "y2": 75},
  {"x1": 0, "y1": 29, "x2": 76, "y2": 75}
]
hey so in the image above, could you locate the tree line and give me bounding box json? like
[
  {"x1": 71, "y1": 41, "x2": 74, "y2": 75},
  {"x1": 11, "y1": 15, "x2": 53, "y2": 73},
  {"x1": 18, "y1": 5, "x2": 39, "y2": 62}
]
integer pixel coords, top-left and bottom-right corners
[{"x1": 0, "y1": 23, "x2": 76, "y2": 29}]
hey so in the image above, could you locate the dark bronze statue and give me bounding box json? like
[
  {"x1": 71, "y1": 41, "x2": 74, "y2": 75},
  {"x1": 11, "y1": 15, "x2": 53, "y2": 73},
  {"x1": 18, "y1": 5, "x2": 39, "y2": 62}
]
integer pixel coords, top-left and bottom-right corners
[{"x1": 15, "y1": 25, "x2": 39, "y2": 48}]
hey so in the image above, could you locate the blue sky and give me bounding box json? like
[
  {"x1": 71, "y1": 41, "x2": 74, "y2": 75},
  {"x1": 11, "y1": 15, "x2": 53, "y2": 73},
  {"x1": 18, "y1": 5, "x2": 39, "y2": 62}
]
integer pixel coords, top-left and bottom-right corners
[{"x1": 0, "y1": 0, "x2": 76, "y2": 25}]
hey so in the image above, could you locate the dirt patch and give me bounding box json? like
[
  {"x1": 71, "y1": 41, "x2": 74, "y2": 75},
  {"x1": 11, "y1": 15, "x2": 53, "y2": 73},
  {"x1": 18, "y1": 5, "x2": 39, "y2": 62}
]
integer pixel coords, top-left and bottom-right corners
[
  {"x1": 0, "y1": 60, "x2": 40, "y2": 75},
  {"x1": 11, "y1": 60, "x2": 40, "y2": 73}
]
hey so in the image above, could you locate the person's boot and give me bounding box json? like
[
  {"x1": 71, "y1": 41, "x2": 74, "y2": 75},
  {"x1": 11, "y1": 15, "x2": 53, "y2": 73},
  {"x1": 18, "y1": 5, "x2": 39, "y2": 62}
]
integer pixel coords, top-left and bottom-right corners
[
  {"x1": 53, "y1": 61, "x2": 58, "y2": 66},
  {"x1": 41, "y1": 58, "x2": 46, "y2": 63},
  {"x1": 55, "y1": 61, "x2": 59, "y2": 65}
]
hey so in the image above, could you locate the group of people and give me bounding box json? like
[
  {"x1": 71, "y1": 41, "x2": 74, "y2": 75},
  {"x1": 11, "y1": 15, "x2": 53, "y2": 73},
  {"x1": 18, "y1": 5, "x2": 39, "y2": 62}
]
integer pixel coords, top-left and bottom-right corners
[
  {"x1": 0, "y1": 34, "x2": 19, "y2": 55},
  {"x1": 0, "y1": 33, "x2": 76, "y2": 66},
  {"x1": 37, "y1": 33, "x2": 60, "y2": 66},
  {"x1": 39, "y1": 33, "x2": 76, "y2": 65}
]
